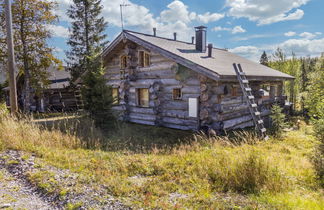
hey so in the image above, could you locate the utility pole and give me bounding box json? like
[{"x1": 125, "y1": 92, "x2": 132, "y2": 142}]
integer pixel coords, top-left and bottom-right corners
[{"x1": 5, "y1": 0, "x2": 18, "y2": 114}]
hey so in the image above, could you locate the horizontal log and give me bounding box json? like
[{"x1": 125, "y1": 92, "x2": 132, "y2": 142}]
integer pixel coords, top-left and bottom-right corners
[
  {"x1": 161, "y1": 123, "x2": 196, "y2": 131},
  {"x1": 128, "y1": 118, "x2": 155, "y2": 126},
  {"x1": 161, "y1": 101, "x2": 188, "y2": 110},
  {"x1": 129, "y1": 107, "x2": 155, "y2": 114},
  {"x1": 137, "y1": 61, "x2": 175, "y2": 72},
  {"x1": 129, "y1": 113, "x2": 156, "y2": 121},
  {"x1": 221, "y1": 96, "x2": 245, "y2": 105},
  {"x1": 136, "y1": 69, "x2": 175, "y2": 79},
  {"x1": 161, "y1": 109, "x2": 188, "y2": 119}
]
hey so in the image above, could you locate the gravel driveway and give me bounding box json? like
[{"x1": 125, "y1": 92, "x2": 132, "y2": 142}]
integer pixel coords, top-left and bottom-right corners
[{"x1": 0, "y1": 168, "x2": 54, "y2": 209}]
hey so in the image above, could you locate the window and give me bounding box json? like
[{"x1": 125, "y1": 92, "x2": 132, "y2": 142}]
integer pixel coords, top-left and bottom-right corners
[
  {"x1": 112, "y1": 88, "x2": 119, "y2": 105},
  {"x1": 139, "y1": 51, "x2": 150, "y2": 67},
  {"x1": 173, "y1": 88, "x2": 182, "y2": 100},
  {"x1": 231, "y1": 86, "x2": 238, "y2": 96},
  {"x1": 120, "y1": 55, "x2": 127, "y2": 69},
  {"x1": 137, "y1": 88, "x2": 149, "y2": 107},
  {"x1": 120, "y1": 55, "x2": 127, "y2": 80}
]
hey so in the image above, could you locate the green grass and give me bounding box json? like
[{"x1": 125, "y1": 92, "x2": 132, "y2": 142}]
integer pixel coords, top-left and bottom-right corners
[{"x1": 0, "y1": 111, "x2": 323, "y2": 209}]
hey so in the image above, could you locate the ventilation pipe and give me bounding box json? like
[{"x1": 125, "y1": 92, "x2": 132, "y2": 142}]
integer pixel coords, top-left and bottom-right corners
[
  {"x1": 208, "y1": 43, "x2": 213, "y2": 57},
  {"x1": 173, "y1": 32, "x2": 177, "y2": 41},
  {"x1": 153, "y1": 28, "x2": 156, "y2": 36}
]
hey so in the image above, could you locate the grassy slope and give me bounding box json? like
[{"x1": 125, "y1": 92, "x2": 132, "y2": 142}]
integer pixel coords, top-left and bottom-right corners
[{"x1": 0, "y1": 115, "x2": 323, "y2": 209}]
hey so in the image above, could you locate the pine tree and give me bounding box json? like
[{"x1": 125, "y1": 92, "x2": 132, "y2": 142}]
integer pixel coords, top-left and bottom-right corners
[
  {"x1": 0, "y1": 0, "x2": 62, "y2": 112},
  {"x1": 81, "y1": 55, "x2": 114, "y2": 129},
  {"x1": 259, "y1": 51, "x2": 269, "y2": 66},
  {"x1": 66, "y1": 0, "x2": 108, "y2": 81}
]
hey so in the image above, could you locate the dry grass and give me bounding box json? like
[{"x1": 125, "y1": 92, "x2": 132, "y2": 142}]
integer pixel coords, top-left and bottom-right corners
[{"x1": 0, "y1": 107, "x2": 323, "y2": 209}]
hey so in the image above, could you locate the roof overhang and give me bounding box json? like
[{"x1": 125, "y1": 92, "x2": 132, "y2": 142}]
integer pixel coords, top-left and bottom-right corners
[{"x1": 219, "y1": 75, "x2": 295, "y2": 82}]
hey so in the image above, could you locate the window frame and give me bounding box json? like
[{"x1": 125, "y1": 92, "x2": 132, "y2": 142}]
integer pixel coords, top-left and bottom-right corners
[
  {"x1": 112, "y1": 88, "x2": 119, "y2": 105},
  {"x1": 136, "y1": 88, "x2": 150, "y2": 107},
  {"x1": 138, "y1": 50, "x2": 150, "y2": 67},
  {"x1": 172, "y1": 88, "x2": 182, "y2": 100}
]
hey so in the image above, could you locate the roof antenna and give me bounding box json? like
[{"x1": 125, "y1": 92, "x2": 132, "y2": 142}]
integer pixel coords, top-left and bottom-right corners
[{"x1": 120, "y1": 2, "x2": 130, "y2": 30}]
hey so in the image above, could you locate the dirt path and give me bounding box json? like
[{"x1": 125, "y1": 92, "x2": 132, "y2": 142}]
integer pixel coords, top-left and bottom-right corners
[
  {"x1": 0, "y1": 168, "x2": 54, "y2": 209},
  {"x1": 0, "y1": 150, "x2": 129, "y2": 210}
]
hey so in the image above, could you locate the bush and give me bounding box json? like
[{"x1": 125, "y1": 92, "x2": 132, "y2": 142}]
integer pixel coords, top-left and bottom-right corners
[
  {"x1": 270, "y1": 104, "x2": 287, "y2": 138},
  {"x1": 312, "y1": 119, "x2": 324, "y2": 187}
]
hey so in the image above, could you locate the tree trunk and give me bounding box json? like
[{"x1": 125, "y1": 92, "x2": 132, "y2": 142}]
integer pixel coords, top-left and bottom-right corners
[{"x1": 20, "y1": 0, "x2": 31, "y2": 112}]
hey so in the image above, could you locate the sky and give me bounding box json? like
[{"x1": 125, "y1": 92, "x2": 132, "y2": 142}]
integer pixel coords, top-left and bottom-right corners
[{"x1": 50, "y1": 0, "x2": 324, "y2": 62}]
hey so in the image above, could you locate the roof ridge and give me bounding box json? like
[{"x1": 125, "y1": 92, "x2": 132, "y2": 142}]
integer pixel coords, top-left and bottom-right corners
[
  {"x1": 123, "y1": 30, "x2": 194, "y2": 45},
  {"x1": 123, "y1": 30, "x2": 228, "y2": 51}
]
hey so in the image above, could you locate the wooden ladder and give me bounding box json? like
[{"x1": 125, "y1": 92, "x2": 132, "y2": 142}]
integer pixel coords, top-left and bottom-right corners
[
  {"x1": 233, "y1": 63, "x2": 269, "y2": 140},
  {"x1": 74, "y1": 89, "x2": 84, "y2": 111}
]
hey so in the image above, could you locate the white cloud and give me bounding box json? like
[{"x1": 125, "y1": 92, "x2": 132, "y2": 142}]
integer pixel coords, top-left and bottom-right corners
[
  {"x1": 48, "y1": 25, "x2": 69, "y2": 38},
  {"x1": 212, "y1": 25, "x2": 246, "y2": 34},
  {"x1": 232, "y1": 34, "x2": 276, "y2": 41},
  {"x1": 232, "y1": 26, "x2": 246, "y2": 34},
  {"x1": 284, "y1": 31, "x2": 296, "y2": 37},
  {"x1": 196, "y1": 12, "x2": 225, "y2": 24},
  {"x1": 299, "y1": 32, "x2": 316, "y2": 39},
  {"x1": 277, "y1": 38, "x2": 324, "y2": 56},
  {"x1": 229, "y1": 46, "x2": 260, "y2": 60},
  {"x1": 229, "y1": 37, "x2": 324, "y2": 61},
  {"x1": 54, "y1": 0, "x2": 224, "y2": 41},
  {"x1": 226, "y1": 0, "x2": 310, "y2": 25},
  {"x1": 212, "y1": 26, "x2": 231, "y2": 32}
]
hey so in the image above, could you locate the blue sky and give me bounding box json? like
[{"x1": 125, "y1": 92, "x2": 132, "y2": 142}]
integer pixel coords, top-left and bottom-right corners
[{"x1": 51, "y1": 0, "x2": 324, "y2": 62}]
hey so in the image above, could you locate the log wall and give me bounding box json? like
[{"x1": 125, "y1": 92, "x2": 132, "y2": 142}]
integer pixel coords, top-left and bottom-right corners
[{"x1": 104, "y1": 41, "x2": 200, "y2": 130}]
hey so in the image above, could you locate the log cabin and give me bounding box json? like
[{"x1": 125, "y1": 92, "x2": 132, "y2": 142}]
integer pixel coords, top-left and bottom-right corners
[
  {"x1": 102, "y1": 26, "x2": 294, "y2": 131},
  {"x1": 3, "y1": 66, "x2": 81, "y2": 112}
]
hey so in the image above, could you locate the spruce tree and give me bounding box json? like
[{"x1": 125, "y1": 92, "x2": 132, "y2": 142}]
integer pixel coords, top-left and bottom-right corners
[
  {"x1": 259, "y1": 51, "x2": 269, "y2": 66},
  {"x1": 66, "y1": 0, "x2": 108, "y2": 81}
]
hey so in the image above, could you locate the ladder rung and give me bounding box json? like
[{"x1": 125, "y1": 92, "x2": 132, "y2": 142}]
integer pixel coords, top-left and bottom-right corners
[
  {"x1": 255, "y1": 112, "x2": 261, "y2": 116},
  {"x1": 245, "y1": 88, "x2": 252, "y2": 91},
  {"x1": 261, "y1": 128, "x2": 266, "y2": 133},
  {"x1": 239, "y1": 72, "x2": 246, "y2": 75},
  {"x1": 248, "y1": 96, "x2": 254, "y2": 99},
  {"x1": 258, "y1": 120, "x2": 264, "y2": 124},
  {"x1": 242, "y1": 80, "x2": 249, "y2": 84},
  {"x1": 251, "y1": 103, "x2": 257, "y2": 108}
]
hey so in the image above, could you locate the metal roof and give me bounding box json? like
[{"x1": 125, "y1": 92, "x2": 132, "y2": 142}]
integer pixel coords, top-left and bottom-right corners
[{"x1": 105, "y1": 30, "x2": 293, "y2": 81}]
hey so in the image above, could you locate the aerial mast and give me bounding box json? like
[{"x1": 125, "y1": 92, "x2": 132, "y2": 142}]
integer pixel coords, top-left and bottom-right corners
[{"x1": 120, "y1": 2, "x2": 130, "y2": 30}]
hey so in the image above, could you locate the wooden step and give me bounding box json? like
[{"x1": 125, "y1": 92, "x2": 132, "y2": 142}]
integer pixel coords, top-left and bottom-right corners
[
  {"x1": 251, "y1": 103, "x2": 257, "y2": 108},
  {"x1": 248, "y1": 95, "x2": 254, "y2": 99},
  {"x1": 245, "y1": 88, "x2": 252, "y2": 91},
  {"x1": 242, "y1": 80, "x2": 249, "y2": 84},
  {"x1": 254, "y1": 111, "x2": 260, "y2": 116},
  {"x1": 239, "y1": 72, "x2": 246, "y2": 75},
  {"x1": 258, "y1": 120, "x2": 264, "y2": 124},
  {"x1": 261, "y1": 128, "x2": 266, "y2": 133}
]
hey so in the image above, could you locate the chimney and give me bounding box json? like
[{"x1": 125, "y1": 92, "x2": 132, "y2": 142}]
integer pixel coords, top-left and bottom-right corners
[
  {"x1": 191, "y1": 36, "x2": 194, "y2": 44},
  {"x1": 153, "y1": 28, "x2": 156, "y2": 37},
  {"x1": 195, "y1": 26, "x2": 207, "y2": 52},
  {"x1": 208, "y1": 43, "x2": 213, "y2": 57},
  {"x1": 173, "y1": 32, "x2": 177, "y2": 41}
]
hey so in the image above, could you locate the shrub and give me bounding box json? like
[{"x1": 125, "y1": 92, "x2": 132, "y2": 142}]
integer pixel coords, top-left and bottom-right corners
[
  {"x1": 312, "y1": 119, "x2": 324, "y2": 187},
  {"x1": 270, "y1": 104, "x2": 287, "y2": 138},
  {"x1": 208, "y1": 151, "x2": 287, "y2": 194}
]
